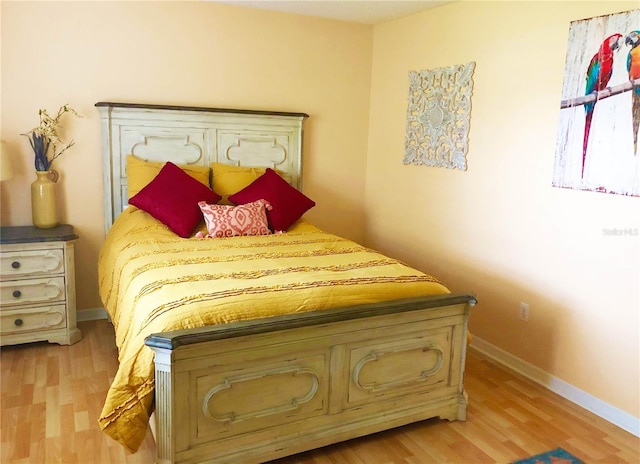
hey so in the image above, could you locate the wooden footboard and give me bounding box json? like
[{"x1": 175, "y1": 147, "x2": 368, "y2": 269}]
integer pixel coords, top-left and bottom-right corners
[{"x1": 145, "y1": 293, "x2": 476, "y2": 464}]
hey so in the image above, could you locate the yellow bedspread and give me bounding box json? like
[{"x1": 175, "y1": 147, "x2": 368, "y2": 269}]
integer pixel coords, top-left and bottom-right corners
[{"x1": 97, "y1": 207, "x2": 449, "y2": 452}]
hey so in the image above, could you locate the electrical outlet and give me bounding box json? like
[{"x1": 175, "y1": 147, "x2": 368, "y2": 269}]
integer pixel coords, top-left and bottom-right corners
[{"x1": 519, "y1": 302, "x2": 529, "y2": 322}]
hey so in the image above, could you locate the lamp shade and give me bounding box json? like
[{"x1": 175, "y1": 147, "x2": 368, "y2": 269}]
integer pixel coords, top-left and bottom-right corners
[{"x1": 0, "y1": 142, "x2": 15, "y2": 181}]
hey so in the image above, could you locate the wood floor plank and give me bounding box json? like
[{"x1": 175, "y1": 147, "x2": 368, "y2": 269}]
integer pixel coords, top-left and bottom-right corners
[
  {"x1": 447, "y1": 419, "x2": 519, "y2": 463},
  {"x1": 1, "y1": 320, "x2": 638, "y2": 463}
]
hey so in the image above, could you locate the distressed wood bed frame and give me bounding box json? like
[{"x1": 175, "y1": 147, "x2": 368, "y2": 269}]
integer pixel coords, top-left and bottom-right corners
[{"x1": 97, "y1": 102, "x2": 477, "y2": 464}]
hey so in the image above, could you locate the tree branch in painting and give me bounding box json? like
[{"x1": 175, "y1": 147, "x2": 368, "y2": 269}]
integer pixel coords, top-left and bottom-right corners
[{"x1": 560, "y1": 78, "x2": 640, "y2": 109}]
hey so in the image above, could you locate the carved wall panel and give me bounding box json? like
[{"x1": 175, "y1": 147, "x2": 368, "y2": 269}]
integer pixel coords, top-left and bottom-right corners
[{"x1": 404, "y1": 62, "x2": 475, "y2": 171}]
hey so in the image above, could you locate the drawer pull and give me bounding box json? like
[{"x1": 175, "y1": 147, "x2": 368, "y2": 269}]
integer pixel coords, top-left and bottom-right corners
[
  {"x1": 11, "y1": 261, "x2": 21, "y2": 269},
  {"x1": 14, "y1": 318, "x2": 23, "y2": 327},
  {"x1": 12, "y1": 290, "x2": 22, "y2": 298}
]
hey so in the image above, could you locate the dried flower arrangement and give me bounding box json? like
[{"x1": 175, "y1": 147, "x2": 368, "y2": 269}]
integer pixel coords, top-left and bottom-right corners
[{"x1": 22, "y1": 104, "x2": 81, "y2": 171}]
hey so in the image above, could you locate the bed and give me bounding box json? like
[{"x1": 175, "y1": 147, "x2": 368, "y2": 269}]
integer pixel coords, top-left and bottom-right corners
[{"x1": 96, "y1": 101, "x2": 477, "y2": 464}]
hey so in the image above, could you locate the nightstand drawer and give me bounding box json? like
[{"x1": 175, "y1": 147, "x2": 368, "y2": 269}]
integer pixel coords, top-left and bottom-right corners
[
  {"x1": 1, "y1": 305, "x2": 66, "y2": 335},
  {"x1": 0, "y1": 277, "x2": 66, "y2": 307},
  {"x1": 0, "y1": 249, "x2": 64, "y2": 279}
]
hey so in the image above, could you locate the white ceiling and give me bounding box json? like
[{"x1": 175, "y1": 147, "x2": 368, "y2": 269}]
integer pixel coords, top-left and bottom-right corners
[{"x1": 215, "y1": 1, "x2": 452, "y2": 25}]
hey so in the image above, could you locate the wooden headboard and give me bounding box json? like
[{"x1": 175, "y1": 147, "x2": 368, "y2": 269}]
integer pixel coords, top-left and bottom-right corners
[{"x1": 96, "y1": 102, "x2": 309, "y2": 234}]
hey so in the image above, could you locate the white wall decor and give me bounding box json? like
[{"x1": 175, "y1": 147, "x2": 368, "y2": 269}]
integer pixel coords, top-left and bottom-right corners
[
  {"x1": 553, "y1": 9, "x2": 640, "y2": 196},
  {"x1": 404, "y1": 62, "x2": 475, "y2": 170}
]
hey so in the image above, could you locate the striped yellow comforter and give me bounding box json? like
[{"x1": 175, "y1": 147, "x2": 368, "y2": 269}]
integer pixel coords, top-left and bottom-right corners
[{"x1": 97, "y1": 206, "x2": 449, "y2": 452}]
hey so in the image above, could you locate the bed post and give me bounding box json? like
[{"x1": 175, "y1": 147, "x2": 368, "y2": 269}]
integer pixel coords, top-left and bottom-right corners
[
  {"x1": 96, "y1": 104, "x2": 115, "y2": 235},
  {"x1": 152, "y1": 347, "x2": 175, "y2": 464}
]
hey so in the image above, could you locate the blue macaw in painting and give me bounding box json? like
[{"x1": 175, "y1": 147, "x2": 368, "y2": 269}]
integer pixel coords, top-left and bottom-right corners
[
  {"x1": 626, "y1": 30, "x2": 640, "y2": 154},
  {"x1": 582, "y1": 33, "x2": 622, "y2": 177}
]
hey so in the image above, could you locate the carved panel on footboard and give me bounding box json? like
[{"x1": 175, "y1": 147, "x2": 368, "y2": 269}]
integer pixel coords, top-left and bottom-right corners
[
  {"x1": 194, "y1": 351, "x2": 329, "y2": 443},
  {"x1": 347, "y1": 329, "x2": 451, "y2": 403}
]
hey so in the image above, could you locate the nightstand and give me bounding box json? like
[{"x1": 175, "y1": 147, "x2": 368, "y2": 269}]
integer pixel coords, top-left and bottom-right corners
[{"x1": 0, "y1": 225, "x2": 81, "y2": 346}]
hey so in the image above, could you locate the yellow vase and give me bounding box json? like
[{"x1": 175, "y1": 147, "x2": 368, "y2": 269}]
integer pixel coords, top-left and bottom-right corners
[{"x1": 31, "y1": 170, "x2": 59, "y2": 228}]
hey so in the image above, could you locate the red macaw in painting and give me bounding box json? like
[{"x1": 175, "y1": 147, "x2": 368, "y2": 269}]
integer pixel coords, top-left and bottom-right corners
[
  {"x1": 582, "y1": 33, "x2": 622, "y2": 177},
  {"x1": 626, "y1": 30, "x2": 640, "y2": 155}
]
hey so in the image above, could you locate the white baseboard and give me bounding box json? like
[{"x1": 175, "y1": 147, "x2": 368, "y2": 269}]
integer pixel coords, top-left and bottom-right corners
[
  {"x1": 470, "y1": 336, "x2": 640, "y2": 438},
  {"x1": 76, "y1": 307, "x2": 109, "y2": 321}
]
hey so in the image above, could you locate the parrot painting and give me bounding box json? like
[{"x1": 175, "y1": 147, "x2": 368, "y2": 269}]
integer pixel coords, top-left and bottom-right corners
[
  {"x1": 626, "y1": 30, "x2": 640, "y2": 155},
  {"x1": 582, "y1": 33, "x2": 623, "y2": 177}
]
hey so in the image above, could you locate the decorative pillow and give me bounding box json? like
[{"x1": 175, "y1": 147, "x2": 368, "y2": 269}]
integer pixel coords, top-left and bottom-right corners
[
  {"x1": 228, "y1": 168, "x2": 315, "y2": 232},
  {"x1": 129, "y1": 162, "x2": 221, "y2": 238},
  {"x1": 210, "y1": 162, "x2": 266, "y2": 205},
  {"x1": 127, "y1": 155, "x2": 210, "y2": 199},
  {"x1": 198, "y1": 199, "x2": 272, "y2": 238}
]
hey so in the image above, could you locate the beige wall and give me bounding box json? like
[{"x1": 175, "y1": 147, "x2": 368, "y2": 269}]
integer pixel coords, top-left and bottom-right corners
[
  {"x1": 366, "y1": 1, "x2": 639, "y2": 418},
  {"x1": 1, "y1": 1, "x2": 373, "y2": 310}
]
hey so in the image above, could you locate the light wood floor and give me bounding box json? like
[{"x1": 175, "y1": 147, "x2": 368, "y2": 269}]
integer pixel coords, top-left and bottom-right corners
[{"x1": 1, "y1": 320, "x2": 638, "y2": 463}]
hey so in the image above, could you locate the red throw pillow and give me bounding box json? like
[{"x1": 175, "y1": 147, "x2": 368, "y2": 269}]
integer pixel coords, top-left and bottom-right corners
[
  {"x1": 228, "y1": 168, "x2": 315, "y2": 232},
  {"x1": 129, "y1": 162, "x2": 221, "y2": 237}
]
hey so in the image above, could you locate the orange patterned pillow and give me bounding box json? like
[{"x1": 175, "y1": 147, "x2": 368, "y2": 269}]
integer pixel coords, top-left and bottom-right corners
[{"x1": 197, "y1": 199, "x2": 272, "y2": 238}]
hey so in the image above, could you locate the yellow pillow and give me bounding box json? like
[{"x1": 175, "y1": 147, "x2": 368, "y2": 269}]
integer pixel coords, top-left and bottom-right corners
[
  {"x1": 126, "y1": 155, "x2": 211, "y2": 199},
  {"x1": 211, "y1": 162, "x2": 266, "y2": 205}
]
